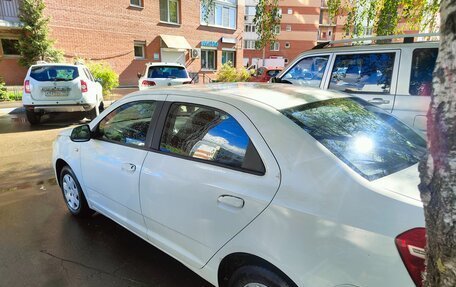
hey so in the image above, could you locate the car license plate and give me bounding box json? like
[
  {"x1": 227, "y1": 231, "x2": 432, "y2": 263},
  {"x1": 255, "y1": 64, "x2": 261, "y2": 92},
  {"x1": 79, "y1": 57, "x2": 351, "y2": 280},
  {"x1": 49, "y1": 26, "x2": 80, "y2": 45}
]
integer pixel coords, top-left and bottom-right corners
[{"x1": 43, "y1": 89, "x2": 69, "y2": 97}]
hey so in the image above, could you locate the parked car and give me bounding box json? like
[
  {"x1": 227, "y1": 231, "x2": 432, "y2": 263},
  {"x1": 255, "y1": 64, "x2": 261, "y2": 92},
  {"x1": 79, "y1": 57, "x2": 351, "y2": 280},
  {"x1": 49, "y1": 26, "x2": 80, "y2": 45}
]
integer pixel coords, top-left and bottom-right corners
[
  {"x1": 22, "y1": 62, "x2": 104, "y2": 125},
  {"x1": 273, "y1": 34, "x2": 439, "y2": 134},
  {"x1": 138, "y1": 62, "x2": 192, "y2": 90},
  {"x1": 249, "y1": 66, "x2": 283, "y2": 82},
  {"x1": 53, "y1": 83, "x2": 426, "y2": 287}
]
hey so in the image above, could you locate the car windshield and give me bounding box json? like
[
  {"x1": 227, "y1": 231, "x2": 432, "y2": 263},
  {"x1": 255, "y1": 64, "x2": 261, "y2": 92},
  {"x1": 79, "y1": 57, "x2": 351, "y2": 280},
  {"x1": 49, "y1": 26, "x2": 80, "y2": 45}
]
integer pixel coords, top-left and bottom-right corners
[
  {"x1": 281, "y1": 97, "x2": 426, "y2": 181},
  {"x1": 147, "y1": 66, "x2": 188, "y2": 79},
  {"x1": 30, "y1": 66, "x2": 79, "y2": 81}
]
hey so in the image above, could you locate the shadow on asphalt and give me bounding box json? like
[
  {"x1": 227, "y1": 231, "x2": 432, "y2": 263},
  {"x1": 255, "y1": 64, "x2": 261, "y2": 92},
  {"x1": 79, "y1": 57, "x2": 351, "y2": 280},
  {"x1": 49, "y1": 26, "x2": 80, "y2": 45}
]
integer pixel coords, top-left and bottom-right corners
[{"x1": 0, "y1": 109, "x2": 91, "y2": 134}]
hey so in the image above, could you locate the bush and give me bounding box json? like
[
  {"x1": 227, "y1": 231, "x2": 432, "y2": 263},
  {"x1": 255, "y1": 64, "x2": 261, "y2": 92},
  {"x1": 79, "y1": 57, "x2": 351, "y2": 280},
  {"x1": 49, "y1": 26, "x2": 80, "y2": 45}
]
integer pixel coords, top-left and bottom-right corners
[
  {"x1": 86, "y1": 61, "x2": 119, "y2": 95},
  {"x1": 215, "y1": 62, "x2": 251, "y2": 82}
]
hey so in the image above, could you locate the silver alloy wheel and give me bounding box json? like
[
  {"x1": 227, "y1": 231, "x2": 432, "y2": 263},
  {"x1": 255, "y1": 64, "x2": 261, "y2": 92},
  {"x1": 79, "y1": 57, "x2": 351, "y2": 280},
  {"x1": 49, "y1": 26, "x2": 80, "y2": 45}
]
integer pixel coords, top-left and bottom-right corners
[
  {"x1": 63, "y1": 174, "x2": 80, "y2": 211},
  {"x1": 243, "y1": 284, "x2": 268, "y2": 287}
]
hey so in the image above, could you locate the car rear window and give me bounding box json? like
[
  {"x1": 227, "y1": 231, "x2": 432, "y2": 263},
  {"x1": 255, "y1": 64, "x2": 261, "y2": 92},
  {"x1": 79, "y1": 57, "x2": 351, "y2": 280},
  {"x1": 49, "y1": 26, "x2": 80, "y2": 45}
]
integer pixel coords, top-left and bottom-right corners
[
  {"x1": 281, "y1": 97, "x2": 426, "y2": 181},
  {"x1": 147, "y1": 66, "x2": 188, "y2": 79},
  {"x1": 30, "y1": 66, "x2": 79, "y2": 81}
]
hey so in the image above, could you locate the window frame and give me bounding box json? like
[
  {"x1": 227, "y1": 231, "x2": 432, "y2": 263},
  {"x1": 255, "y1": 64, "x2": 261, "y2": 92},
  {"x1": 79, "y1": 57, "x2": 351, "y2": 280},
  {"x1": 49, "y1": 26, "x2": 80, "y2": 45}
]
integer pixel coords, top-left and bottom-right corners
[
  {"x1": 129, "y1": 0, "x2": 143, "y2": 8},
  {"x1": 222, "y1": 50, "x2": 235, "y2": 65},
  {"x1": 279, "y1": 53, "x2": 332, "y2": 88},
  {"x1": 270, "y1": 42, "x2": 280, "y2": 51},
  {"x1": 244, "y1": 40, "x2": 256, "y2": 50},
  {"x1": 160, "y1": 0, "x2": 180, "y2": 24},
  {"x1": 134, "y1": 42, "x2": 146, "y2": 59},
  {"x1": 286, "y1": 25, "x2": 291, "y2": 32},
  {"x1": 0, "y1": 38, "x2": 20, "y2": 57},
  {"x1": 151, "y1": 101, "x2": 266, "y2": 176},
  {"x1": 200, "y1": 0, "x2": 237, "y2": 30},
  {"x1": 92, "y1": 100, "x2": 163, "y2": 151},
  {"x1": 201, "y1": 49, "x2": 217, "y2": 71}
]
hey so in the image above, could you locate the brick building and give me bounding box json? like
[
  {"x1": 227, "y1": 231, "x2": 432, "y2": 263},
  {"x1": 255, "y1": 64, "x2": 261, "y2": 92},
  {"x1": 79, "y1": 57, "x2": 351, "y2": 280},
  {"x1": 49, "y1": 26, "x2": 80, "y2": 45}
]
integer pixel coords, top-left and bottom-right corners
[
  {"x1": 243, "y1": 0, "x2": 344, "y2": 68},
  {"x1": 0, "y1": 0, "x2": 245, "y2": 86}
]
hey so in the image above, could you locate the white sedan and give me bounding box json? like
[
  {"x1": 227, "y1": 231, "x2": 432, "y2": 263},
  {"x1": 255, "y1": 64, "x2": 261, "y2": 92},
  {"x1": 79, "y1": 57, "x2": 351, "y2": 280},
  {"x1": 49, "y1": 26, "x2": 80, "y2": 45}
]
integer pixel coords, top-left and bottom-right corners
[{"x1": 53, "y1": 83, "x2": 426, "y2": 287}]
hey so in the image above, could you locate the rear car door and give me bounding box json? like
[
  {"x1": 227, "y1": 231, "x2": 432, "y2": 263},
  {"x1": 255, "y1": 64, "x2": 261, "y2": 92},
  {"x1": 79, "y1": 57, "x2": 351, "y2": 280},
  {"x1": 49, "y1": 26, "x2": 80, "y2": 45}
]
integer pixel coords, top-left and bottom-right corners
[
  {"x1": 325, "y1": 50, "x2": 400, "y2": 113},
  {"x1": 80, "y1": 98, "x2": 164, "y2": 238},
  {"x1": 139, "y1": 97, "x2": 281, "y2": 268}
]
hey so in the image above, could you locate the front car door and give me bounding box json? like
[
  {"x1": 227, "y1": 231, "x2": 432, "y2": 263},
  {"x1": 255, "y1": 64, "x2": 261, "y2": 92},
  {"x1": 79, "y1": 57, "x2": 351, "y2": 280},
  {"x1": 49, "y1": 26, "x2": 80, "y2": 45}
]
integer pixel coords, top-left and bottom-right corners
[
  {"x1": 139, "y1": 96, "x2": 281, "y2": 268},
  {"x1": 280, "y1": 53, "x2": 331, "y2": 88},
  {"x1": 325, "y1": 50, "x2": 400, "y2": 113},
  {"x1": 80, "y1": 99, "x2": 163, "y2": 238}
]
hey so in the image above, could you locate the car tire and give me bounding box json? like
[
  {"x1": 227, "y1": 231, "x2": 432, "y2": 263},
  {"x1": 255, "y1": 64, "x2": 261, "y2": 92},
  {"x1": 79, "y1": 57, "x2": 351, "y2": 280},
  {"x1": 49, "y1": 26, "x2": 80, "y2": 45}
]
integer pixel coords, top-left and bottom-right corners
[
  {"x1": 59, "y1": 166, "x2": 93, "y2": 217},
  {"x1": 87, "y1": 101, "x2": 104, "y2": 120},
  {"x1": 25, "y1": 110, "x2": 41, "y2": 125},
  {"x1": 228, "y1": 265, "x2": 294, "y2": 287}
]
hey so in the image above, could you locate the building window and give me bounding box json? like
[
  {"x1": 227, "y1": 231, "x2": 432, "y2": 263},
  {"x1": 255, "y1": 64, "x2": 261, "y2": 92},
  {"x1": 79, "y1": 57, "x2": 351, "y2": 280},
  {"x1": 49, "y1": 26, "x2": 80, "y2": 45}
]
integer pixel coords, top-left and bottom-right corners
[
  {"x1": 201, "y1": 0, "x2": 237, "y2": 29},
  {"x1": 278, "y1": 8, "x2": 282, "y2": 15},
  {"x1": 245, "y1": 24, "x2": 255, "y2": 32},
  {"x1": 134, "y1": 42, "x2": 145, "y2": 59},
  {"x1": 285, "y1": 42, "x2": 290, "y2": 49},
  {"x1": 328, "y1": 30, "x2": 332, "y2": 36},
  {"x1": 287, "y1": 8, "x2": 293, "y2": 14},
  {"x1": 286, "y1": 25, "x2": 291, "y2": 32},
  {"x1": 160, "y1": 0, "x2": 179, "y2": 24},
  {"x1": 244, "y1": 40, "x2": 256, "y2": 50},
  {"x1": 130, "y1": 0, "x2": 143, "y2": 8},
  {"x1": 201, "y1": 49, "x2": 216, "y2": 70},
  {"x1": 222, "y1": 51, "x2": 235, "y2": 65},
  {"x1": 270, "y1": 42, "x2": 279, "y2": 51},
  {"x1": 1, "y1": 39, "x2": 20, "y2": 56},
  {"x1": 274, "y1": 25, "x2": 280, "y2": 34},
  {"x1": 245, "y1": 6, "x2": 256, "y2": 16}
]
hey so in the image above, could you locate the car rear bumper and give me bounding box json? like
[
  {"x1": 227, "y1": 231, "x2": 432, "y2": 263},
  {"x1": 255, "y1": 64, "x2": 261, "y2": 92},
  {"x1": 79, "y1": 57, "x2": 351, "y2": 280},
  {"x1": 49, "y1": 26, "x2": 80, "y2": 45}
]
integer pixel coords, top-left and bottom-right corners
[{"x1": 24, "y1": 104, "x2": 95, "y2": 113}]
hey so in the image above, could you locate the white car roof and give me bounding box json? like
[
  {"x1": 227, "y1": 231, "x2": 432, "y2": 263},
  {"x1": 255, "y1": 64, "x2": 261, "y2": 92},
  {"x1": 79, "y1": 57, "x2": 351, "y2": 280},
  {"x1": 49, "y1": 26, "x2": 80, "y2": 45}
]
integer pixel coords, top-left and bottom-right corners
[
  {"x1": 145, "y1": 62, "x2": 186, "y2": 67},
  {"x1": 30, "y1": 63, "x2": 84, "y2": 68},
  {"x1": 126, "y1": 83, "x2": 348, "y2": 110}
]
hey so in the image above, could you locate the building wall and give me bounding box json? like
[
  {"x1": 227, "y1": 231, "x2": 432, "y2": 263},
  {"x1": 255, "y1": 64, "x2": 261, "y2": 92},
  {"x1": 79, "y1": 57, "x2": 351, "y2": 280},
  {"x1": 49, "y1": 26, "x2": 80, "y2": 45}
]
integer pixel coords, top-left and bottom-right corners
[
  {"x1": 243, "y1": 0, "x2": 343, "y2": 67},
  {"x1": 0, "y1": 0, "x2": 245, "y2": 86}
]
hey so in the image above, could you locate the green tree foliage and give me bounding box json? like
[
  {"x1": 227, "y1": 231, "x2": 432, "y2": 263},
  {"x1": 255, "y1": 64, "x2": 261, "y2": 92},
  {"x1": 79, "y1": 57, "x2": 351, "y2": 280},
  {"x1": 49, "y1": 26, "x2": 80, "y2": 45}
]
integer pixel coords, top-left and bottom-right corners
[
  {"x1": 328, "y1": 0, "x2": 440, "y2": 37},
  {"x1": 86, "y1": 62, "x2": 119, "y2": 95},
  {"x1": 18, "y1": 0, "x2": 63, "y2": 67},
  {"x1": 253, "y1": 0, "x2": 281, "y2": 50},
  {"x1": 215, "y1": 62, "x2": 251, "y2": 82}
]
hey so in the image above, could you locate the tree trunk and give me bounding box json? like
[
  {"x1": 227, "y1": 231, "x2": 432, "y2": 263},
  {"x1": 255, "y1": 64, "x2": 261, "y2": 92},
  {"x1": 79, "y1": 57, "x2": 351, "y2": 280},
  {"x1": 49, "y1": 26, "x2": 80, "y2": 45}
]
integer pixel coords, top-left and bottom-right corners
[{"x1": 418, "y1": 1, "x2": 456, "y2": 287}]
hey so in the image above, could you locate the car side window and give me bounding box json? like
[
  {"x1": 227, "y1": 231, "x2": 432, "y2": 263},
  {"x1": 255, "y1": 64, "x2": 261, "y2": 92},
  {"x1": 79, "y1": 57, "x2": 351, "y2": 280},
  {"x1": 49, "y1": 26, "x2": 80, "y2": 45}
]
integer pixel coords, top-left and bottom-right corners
[
  {"x1": 85, "y1": 68, "x2": 95, "y2": 82},
  {"x1": 282, "y1": 55, "x2": 329, "y2": 87},
  {"x1": 159, "y1": 103, "x2": 265, "y2": 173},
  {"x1": 409, "y1": 48, "x2": 438, "y2": 96},
  {"x1": 96, "y1": 101, "x2": 156, "y2": 147},
  {"x1": 329, "y1": 52, "x2": 396, "y2": 94}
]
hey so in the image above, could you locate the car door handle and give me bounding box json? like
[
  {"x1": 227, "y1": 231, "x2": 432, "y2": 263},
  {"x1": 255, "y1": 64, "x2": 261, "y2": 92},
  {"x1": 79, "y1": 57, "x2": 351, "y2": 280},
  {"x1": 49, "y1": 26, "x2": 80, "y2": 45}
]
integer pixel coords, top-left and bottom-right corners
[
  {"x1": 368, "y1": 98, "x2": 390, "y2": 105},
  {"x1": 121, "y1": 163, "x2": 136, "y2": 173},
  {"x1": 217, "y1": 195, "x2": 244, "y2": 209}
]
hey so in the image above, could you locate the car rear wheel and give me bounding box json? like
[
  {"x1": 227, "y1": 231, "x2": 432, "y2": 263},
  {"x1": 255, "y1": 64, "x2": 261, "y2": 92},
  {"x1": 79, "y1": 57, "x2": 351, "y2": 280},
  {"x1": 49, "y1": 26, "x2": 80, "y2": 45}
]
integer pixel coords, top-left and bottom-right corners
[
  {"x1": 25, "y1": 110, "x2": 41, "y2": 125},
  {"x1": 60, "y1": 166, "x2": 93, "y2": 217},
  {"x1": 87, "y1": 101, "x2": 104, "y2": 120},
  {"x1": 228, "y1": 266, "x2": 294, "y2": 287}
]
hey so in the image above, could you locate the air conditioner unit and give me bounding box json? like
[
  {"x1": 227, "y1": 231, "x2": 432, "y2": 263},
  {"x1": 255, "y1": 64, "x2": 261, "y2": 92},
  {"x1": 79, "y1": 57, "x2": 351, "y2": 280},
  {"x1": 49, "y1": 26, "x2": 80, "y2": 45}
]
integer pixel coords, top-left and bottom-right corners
[{"x1": 191, "y1": 48, "x2": 201, "y2": 59}]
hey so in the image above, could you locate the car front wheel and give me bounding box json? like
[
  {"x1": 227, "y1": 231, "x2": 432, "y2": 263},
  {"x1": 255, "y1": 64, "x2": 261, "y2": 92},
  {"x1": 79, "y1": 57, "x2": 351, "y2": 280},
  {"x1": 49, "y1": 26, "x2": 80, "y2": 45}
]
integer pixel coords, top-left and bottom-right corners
[
  {"x1": 228, "y1": 266, "x2": 294, "y2": 287},
  {"x1": 60, "y1": 166, "x2": 93, "y2": 216}
]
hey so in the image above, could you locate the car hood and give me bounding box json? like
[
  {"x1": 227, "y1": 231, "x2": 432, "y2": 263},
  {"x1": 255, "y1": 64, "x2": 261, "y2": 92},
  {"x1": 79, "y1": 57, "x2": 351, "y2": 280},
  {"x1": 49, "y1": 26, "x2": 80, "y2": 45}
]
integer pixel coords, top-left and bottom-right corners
[{"x1": 371, "y1": 164, "x2": 422, "y2": 202}]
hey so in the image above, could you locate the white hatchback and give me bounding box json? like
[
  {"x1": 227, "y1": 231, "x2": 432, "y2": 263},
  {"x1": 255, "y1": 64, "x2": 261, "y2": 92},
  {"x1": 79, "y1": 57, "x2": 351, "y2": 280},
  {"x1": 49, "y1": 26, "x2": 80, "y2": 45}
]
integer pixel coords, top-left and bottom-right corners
[
  {"x1": 53, "y1": 83, "x2": 426, "y2": 287},
  {"x1": 138, "y1": 62, "x2": 192, "y2": 90},
  {"x1": 22, "y1": 63, "x2": 104, "y2": 125}
]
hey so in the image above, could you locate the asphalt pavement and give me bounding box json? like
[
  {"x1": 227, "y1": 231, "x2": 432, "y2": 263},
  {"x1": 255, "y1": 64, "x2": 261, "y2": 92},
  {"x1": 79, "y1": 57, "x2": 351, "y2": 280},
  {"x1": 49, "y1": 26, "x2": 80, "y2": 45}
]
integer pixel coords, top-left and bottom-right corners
[{"x1": 0, "y1": 93, "x2": 212, "y2": 287}]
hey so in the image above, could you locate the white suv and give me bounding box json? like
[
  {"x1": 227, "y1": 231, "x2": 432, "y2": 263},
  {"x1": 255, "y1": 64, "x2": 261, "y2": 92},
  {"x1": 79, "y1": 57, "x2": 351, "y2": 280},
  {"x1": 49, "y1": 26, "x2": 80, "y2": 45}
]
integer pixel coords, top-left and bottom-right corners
[
  {"x1": 274, "y1": 34, "x2": 439, "y2": 135},
  {"x1": 138, "y1": 62, "x2": 192, "y2": 90},
  {"x1": 22, "y1": 63, "x2": 104, "y2": 125}
]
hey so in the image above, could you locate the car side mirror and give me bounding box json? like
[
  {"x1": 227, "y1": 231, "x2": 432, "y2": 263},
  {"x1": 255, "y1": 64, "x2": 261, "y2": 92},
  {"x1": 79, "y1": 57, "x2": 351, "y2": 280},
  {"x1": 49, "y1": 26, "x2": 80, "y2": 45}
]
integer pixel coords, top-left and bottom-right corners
[
  {"x1": 70, "y1": 124, "x2": 91, "y2": 142},
  {"x1": 137, "y1": 72, "x2": 143, "y2": 79}
]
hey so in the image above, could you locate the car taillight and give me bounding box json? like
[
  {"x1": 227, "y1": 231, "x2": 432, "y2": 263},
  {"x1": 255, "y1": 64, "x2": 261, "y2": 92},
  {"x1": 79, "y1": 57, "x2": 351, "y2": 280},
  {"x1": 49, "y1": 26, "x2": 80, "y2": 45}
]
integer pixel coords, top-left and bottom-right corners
[
  {"x1": 81, "y1": 80, "x2": 88, "y2": 93},
  {"x1": 395, "y1": 228, "x2": 426, "y2": 287},
  {"x1": 142, "y1": 80, "x2": 156, "y2": 87},
  {"x1": 24, "y1": 80, "x2": 31, "y2": 94},
  {"x1": 183, "y1": 81, "x2": 192, "y2": 84}
]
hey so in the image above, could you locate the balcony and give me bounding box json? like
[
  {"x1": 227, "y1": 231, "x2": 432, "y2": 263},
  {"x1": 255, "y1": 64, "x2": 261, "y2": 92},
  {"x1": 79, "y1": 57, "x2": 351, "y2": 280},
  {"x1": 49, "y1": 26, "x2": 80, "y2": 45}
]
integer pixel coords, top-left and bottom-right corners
[{"x1": 0, "y1": 0, "x2": 21, "y2": 28}]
